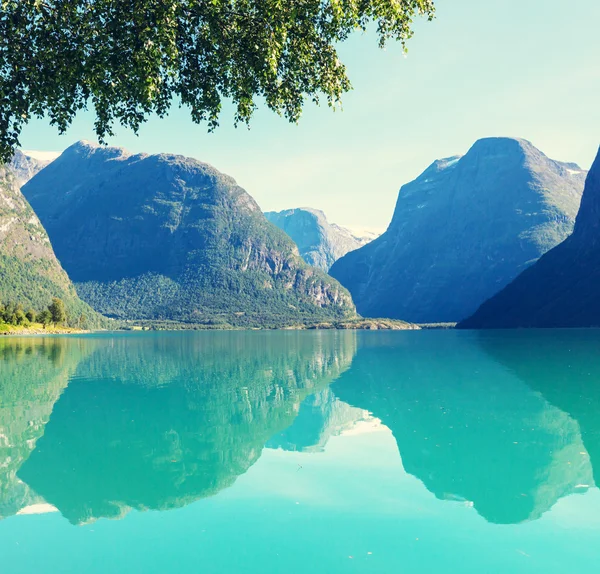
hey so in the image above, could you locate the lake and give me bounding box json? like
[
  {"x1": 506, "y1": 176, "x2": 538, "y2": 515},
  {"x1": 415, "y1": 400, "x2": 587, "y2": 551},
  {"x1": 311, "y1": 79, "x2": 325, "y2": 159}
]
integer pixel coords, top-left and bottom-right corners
[{"x1": 1, "y1": 329, "x2": 600, "y2": 572}]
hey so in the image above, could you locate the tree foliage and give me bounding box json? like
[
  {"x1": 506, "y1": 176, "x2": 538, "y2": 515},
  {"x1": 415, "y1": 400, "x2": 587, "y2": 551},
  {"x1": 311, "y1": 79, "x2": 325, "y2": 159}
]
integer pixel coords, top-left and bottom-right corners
[
  {"x1": 0, "y1": 297, "x2": 66, "y2": 328},
  {"x1": 37, "y1": 309, "x2": 53, "y2": 327},
  {"x1": 0, "y1": 0, "x2": 435, "y2": 161},
  {"x1": 49, "y1": 297, "x2": 67, "y2": 324},
  {"x1": 0, "y1": 254, "x2": 105, "y2": 327},
  {"x1": 77, "y1": 266, "x2": 356, "y2": 329}
]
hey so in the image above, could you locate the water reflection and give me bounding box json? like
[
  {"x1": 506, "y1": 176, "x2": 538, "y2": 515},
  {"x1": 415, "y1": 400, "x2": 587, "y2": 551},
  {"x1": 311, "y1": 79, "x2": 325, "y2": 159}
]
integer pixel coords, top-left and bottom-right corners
[
  {"x1": 332, "y1": 331, "x2": 594, "y2": 524},
  {"x1": 266, "y1": 388, "x2": 371, "y2": 453},
  {"x1": 0, "y1": 337, "x2": 96, "y2": 519},
  {"x1": 2, "y1": 330, "x2": 600, "y2": 528},
  {"x1": 476, "y1": 330, "x2": 600, "y2": 488},
  {"x1": 16, "y1": 332, "x2": 356, "y2": 524}
]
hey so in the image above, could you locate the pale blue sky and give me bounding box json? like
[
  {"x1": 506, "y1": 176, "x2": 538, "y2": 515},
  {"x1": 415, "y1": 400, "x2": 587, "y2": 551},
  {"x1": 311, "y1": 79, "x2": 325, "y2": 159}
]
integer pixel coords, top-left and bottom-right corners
[{"x1": 20, "y1": 0, "x2": 600, "y2": 229}]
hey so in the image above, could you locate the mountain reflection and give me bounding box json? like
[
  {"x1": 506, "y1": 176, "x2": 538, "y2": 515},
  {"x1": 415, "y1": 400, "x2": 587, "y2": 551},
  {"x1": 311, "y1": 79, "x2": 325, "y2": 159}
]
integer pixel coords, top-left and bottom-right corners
[
  {"x1": 476, "y1": 330, "x2": 600, "y2": 489},
  {"x1": 332, "y1": 331, "x2": 593, "y2": 525},
  {"x1": 266, "y1": 388, "x2": 371, "y2": 453},
  {"x1": 4, "y1": 330, "x2": 600, "y2": 528},
  {"x1": 0, "y1": 337, "x2": 96, "y2": 519},
  {"x1": 15, "y1": 332, "x2": 356, "y2": 524}
]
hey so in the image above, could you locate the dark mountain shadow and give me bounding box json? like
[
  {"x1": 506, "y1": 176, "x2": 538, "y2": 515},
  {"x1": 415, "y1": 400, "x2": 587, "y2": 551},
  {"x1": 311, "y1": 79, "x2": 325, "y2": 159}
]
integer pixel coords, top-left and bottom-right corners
[
  {"x1": 0, "y1": 337, "x2": 96, "y2": 519},
  {"x1": 476, "y1": 329, "x2": 600, "y2": 487},
  {"x1": 18, "y1": 331, "x2": 356, "y2": 524},
  {"x1": 331, "y1": 331, "x2": 592, "y2": 524}
]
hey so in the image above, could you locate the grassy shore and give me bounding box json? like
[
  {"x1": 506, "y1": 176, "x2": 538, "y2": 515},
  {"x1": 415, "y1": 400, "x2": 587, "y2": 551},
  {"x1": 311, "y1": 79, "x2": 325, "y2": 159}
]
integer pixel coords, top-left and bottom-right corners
[{"x1": 0, "y1": 322, "x2": 89, "y2": 335}]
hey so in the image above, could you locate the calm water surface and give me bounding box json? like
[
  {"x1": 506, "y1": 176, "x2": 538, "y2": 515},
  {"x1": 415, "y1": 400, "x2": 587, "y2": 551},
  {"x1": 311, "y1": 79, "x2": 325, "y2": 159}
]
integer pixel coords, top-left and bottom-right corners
[{"x1": 1, "y1": 329, "x2": 600, "y2": 572}]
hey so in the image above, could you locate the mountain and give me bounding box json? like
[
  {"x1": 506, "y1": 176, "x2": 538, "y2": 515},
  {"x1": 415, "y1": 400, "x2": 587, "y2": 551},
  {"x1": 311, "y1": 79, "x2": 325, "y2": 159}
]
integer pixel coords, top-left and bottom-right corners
[
  {"x1": 22, "y1": 142, "x2": 355, "y2": 327},
  {"x1": 265, "y1": 208, "x2": 377, "y2": 271},
  {"x1": 330, "y1": 138, "x2": 586, "y2": 323},
  {"x1": 0, "y1": 163, "x2": 100, "y2": 322},
  {"x1": 9, "y1": 149, "x2": 56, "y2": 186},
  {"x1": 460, "y1": 147, "x2": 600, "y2": 328}
]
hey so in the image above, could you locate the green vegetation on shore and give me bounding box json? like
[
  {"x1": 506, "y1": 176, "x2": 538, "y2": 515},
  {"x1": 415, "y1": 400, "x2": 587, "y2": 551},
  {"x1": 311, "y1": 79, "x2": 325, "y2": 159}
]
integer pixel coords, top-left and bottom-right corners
[
  {"x1": 418, "y1": 323, "x2": 457, "y2": 329},
  {"x1": 119, "y1": 317, "x2": 419, "y2": 332},
  {"x1": 1, "y1": 301, "x2": 418, "y2": 333},
  {"x1": 0, "y1": 297, "x2": 89, "y2": 334},
  {"x1": 304, "y1": 318, "x2": 420, "y2": 330}
]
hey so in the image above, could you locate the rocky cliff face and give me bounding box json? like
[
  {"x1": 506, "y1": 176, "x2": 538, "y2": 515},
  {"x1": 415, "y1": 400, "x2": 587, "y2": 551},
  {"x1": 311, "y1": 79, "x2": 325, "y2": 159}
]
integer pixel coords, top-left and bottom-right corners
[
  {"x1": 9, "y1": 150, "x2": 54, "y2": 186},
  {"x1": 330, "y1": 138, "x2": 586, "y2": 323},
  {"x1": 460, "y1": 146, "x2": 600, "y2": 328},
  {"x1": 265, "y1": 208, "x2": 376, "y2": 271},
  {"x1": 22, "y1": 142, "x2": 355, "y2": 326},
  {"x1": 0, "y1": 163, "x2": 99, "y2": 320},
  {"x1": 568, "y1": 147, "x2": 600, "y2": 245}
]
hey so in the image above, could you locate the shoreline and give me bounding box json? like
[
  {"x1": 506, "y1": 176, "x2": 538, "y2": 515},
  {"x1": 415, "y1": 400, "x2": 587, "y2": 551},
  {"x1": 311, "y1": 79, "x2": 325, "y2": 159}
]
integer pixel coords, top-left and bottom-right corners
[
  {"x1": 0, "y1": 326, "x2": 91, "y2": 336},
  {"x1": 118, "y1": 317, "x2": 421, "y2": 332},
  {"x1": 0, "y1": 320, "x2": 421, "y2": 336}
]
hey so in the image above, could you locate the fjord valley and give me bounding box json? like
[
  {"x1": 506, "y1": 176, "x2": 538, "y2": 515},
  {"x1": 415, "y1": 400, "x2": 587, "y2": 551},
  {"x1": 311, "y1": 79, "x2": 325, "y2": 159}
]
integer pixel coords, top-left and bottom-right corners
[
  {"x1": 2, "y1": 0, "x2": 599, "y2": 571},
  {"x1": 461, "y1": 146, "x2": 600, "y2": 328},
  {"x1": 330, "y1": 137, "x2": 587, "y2": 324},
  {"x1": 3, "y1": 136, "x2": 595, "y2": 332},
  {"x1": 20, "y1": 141, "x2": 358, "y2": 330},
  {"x1": 265, "y1": 208, "x2": 378, "y2": 271}
]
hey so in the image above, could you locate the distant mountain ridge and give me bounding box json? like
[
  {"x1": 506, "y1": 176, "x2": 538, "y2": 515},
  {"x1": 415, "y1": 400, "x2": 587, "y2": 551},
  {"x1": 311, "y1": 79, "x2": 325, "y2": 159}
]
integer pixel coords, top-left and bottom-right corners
[
  {"x1": 9, "y1": 150, "x2": 56, "y2": 186},
  {"x1": 330, "y1": 137, "x2": 586, "y2": 323},
  {"x1": 265, "y1": 207, "x2": 377, "y2": 271},
  {"x1": 0, "y1": 162, "x2": 99, "y2": 322},
  {"x1": 460, "y1": 146, "x2": 600, "y2": 328},
  {"x1": 22, "y1": 141, "x2": 356, "y2": 327}
]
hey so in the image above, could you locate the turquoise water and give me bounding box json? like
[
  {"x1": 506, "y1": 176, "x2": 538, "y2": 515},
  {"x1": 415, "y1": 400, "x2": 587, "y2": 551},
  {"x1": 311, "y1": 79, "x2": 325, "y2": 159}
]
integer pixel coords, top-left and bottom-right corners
[{"x1": 1, "y1": 329, "x2": 600, "y2": 572}]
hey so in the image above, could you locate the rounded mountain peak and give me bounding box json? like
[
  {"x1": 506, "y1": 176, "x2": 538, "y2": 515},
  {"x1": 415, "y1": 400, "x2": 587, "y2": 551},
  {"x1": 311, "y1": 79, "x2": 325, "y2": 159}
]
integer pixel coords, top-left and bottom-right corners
[
  {"x1": 266, "y1": 207, "x2": 329, "y2": 227},
  {"x1": 62, "y1": 140, "x2": 132, "y2": 162},
  {"x1": 466, "y1": 137, "x2": 537, "y2": 158},
  {"x1": 295, "y1": 207, "x2": 328, "y2": 222}
]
